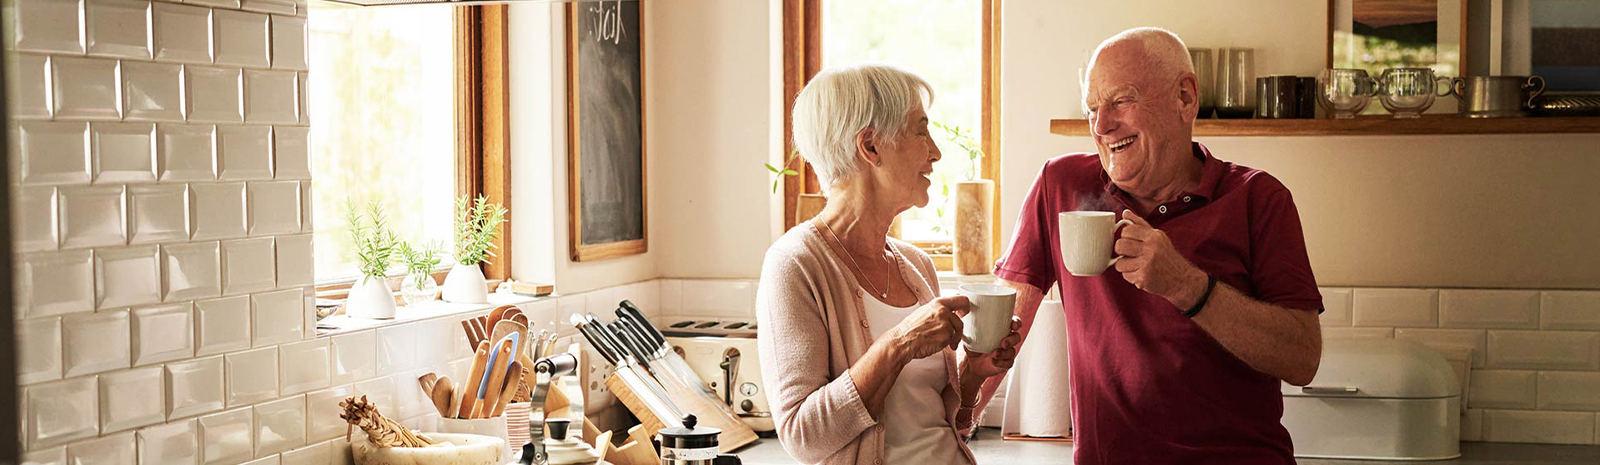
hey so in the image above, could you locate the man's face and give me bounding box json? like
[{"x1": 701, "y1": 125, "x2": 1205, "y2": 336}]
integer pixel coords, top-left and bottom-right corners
[{"x1": 1083, "y1": 43, "x2": 1196, "y2": 189}]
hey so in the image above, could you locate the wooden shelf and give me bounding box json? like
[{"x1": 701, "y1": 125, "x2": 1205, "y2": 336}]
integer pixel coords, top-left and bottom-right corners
[{"x1": 1049, "y1": 116, "x2": 1600, "y2": 137}]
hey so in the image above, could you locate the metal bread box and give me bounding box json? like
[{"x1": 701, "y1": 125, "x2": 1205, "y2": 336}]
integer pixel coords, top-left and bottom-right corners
[{"x1": 1282, "y1": 337, "x2": 1462, "y2": 461}]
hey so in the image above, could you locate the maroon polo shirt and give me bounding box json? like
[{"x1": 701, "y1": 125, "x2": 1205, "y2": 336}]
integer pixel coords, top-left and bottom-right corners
[{"x1": 994, "y1": 142, "x2": 1321, "y2": 464}]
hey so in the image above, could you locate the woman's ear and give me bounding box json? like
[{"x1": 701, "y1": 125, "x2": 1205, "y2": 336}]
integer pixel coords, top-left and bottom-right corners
[{"x1": 856, "y1": 127, "x2": 881, "y2": 167}]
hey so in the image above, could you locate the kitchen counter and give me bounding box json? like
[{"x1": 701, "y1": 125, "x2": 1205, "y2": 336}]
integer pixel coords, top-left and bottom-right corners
[{"x1": 729, "y1": 434, "x2": 1600, "y2": 464}]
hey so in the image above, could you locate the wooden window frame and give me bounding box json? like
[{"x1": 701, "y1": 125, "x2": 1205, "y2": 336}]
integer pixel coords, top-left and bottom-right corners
[
  {"x1": 316, "y1": 5, "x2": 511, "y2": 297},
  {"x1": 781, "y1": 0, "x2": 1003, "y2": 271}
]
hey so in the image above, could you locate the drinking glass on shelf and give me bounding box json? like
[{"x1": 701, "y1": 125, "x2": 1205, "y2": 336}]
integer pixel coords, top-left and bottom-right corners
[
  {"x1": 1189, "y1": 48, "x2": 1216, "y2": 118},
  {"x1": 1216, "y1": 47, "x2": 1255, "y2": 118},
  {"x1": 1379, "y1": 67, "x2": 1452, "y2": 118},
  {"x1": 1316, "y1": 68, "x2": 1380, "y2": 119}
]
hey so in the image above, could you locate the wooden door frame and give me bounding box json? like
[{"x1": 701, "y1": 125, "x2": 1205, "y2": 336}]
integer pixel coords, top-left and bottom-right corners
[{"x1": 457, "y1": 5, "x2": 513, "y2": 280}]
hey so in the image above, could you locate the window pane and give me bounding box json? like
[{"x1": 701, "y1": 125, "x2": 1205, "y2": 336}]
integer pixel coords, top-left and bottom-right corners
[
  {"x1": 309, "y1": 5, "x2": 457, "y2": 282},
  {"x1": 823, "y1": 0, "x2": 981, "y2": 242}
]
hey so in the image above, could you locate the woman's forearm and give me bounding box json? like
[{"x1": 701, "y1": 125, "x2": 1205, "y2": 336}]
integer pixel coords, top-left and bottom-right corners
[{"x1": 847, "y1": 335, "x2": 910, "y2": 420}]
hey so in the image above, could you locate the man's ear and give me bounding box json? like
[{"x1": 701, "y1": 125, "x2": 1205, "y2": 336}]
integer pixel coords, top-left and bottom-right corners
[{"x1": 1177, "y1": 73, "x2": 1200, "y2": 123}]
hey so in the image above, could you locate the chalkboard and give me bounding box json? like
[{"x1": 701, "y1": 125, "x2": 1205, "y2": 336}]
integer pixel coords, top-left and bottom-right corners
[{"x1": 567, "y1": 0, "x2": 646, "y2": 261}]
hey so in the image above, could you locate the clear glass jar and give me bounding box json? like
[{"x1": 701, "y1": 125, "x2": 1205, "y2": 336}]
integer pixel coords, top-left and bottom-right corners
[{"x1": 400, "y1": 272, "x2": 439, "y2": 306}]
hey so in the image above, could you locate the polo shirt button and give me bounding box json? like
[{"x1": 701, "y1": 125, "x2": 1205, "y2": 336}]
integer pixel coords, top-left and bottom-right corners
[
  {"x1": 1183, "y1": 195, "x2": 1192, "y2": 203},
  {"x1": 1158, "y1": 205, "x2": 1168, "y2": 214},
  {"x1": 860, "y1": 319, "x2": 869, "y2": 328}
]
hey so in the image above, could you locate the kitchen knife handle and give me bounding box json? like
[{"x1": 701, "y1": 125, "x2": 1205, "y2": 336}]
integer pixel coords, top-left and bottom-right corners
[
  {"x1": 618, "y1": 300, "x2": 669, "y2": 347},
  {"x1": 614, "y1": 317, "x2": 665, "y2": 360},
  {"x1": 608, "y1": 321, "x2": 655, "y2": 372},
  {"x1": 585, "y1": 313, "x2": 635, "y2": 364},
  {"x1": 571, "y1": 314, "x2": 620, "y2": 367}
]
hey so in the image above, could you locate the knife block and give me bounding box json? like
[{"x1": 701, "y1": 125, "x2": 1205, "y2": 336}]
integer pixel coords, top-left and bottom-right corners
[
  {"x1": 604, "y1": 373, "x2": 759, "y2": 453},
  {"x1": 604, "y1": 375, "x2": 670, "y2": 440}
]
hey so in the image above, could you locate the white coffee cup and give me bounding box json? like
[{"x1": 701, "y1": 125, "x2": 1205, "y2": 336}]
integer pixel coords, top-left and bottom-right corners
[
  {"x1": 1059, "y1": 211, "x2": 1133, "y2": 277},
  {"x1": 958, "y1": 283, "x2": 1016, "y2": 353}
]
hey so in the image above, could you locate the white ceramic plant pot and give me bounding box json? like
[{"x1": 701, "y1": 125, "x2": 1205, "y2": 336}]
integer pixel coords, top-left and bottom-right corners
[
  {"x1": 350, "y1": 432, "x2": 505, "y2": 465},
  {"x1": 442, "y1": 263, "x2": 489, "y2": 304},
  {"x1": 347, "y1": 276, "x2": 397, "y2": 319}
]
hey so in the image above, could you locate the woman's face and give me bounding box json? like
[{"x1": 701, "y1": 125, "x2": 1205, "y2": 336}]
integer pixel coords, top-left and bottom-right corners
[{"x1": 870, "y1": 105, "x2": 942, "y2": 209}]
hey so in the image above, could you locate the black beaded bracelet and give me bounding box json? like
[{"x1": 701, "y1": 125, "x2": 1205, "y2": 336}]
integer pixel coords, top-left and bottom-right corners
[{"x1": 1183, "y1": 275, "x2": 1217, "y2": 318}]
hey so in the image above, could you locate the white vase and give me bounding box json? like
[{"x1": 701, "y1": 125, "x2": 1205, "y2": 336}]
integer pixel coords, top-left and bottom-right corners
[
  {"x1": 347, "y1": 276, "x2": 397, "y2": 319},
  {"x1": 400, "y1": 272, "x2": 439, "y2": 306},
  {"x1": 442, "y1": 263, "x2": 489, "y2": 304}
]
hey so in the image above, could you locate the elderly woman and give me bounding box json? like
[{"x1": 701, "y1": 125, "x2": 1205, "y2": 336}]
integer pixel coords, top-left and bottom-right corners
[{"x1": 756, "y1": 64, "x2": 1022, "y2": 465}]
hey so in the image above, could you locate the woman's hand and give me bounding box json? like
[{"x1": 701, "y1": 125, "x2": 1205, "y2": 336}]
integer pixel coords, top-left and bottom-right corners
[
  {"x1": 960, "y1": 316, "x2": 1023, "y2": 379},
  {"x1": 887, "y1": 296, "x2": 969, "y2": 362}
]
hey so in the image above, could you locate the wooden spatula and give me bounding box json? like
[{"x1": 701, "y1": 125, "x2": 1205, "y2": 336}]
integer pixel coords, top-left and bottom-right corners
[
  {"x1": 489, "y1": 319, "x2": 528, "y2": 354},
  {"x1": 457, "y1": 341, "x2": 491, "y2": 418},
  {"x1": 418, "y1": 372, "x2": 438, "y2": 395},
  {"x1": 430, "y1": 376, "x2": 453, "y2": 417},
  {"x1": 445, "y1": 380, "x2": 463, "y2": 419},
  {"x1": 491, "y1": 360, "x2": 523, "y2": 417},
  {"x1": 486, "y1": 305, "x2": 516, "y2": 328},
  {"x1": 501, "y1": 307, "x2": 524, "y2": 324},
  {"x1": 476, "y1": 337, "x2": 515, "y2": 418}
]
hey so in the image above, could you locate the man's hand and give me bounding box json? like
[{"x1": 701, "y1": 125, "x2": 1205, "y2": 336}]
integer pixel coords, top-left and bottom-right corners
[{"x1": 1113, "y1": 209, "x2": 1208, "y2": 309}]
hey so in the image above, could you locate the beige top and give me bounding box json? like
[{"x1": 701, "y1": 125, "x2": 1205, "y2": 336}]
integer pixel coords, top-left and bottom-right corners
[
  {"x1": 755, "y1": 223, "x2": 978, "y2": 465},
  {"x1": 861, "y1": 296, "x2": 970, "y2": 465}
]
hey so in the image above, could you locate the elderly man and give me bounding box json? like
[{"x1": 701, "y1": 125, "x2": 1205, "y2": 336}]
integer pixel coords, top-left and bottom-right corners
[{"x1": 978, "y1": 28, "x2": 1324, "y2": 463}]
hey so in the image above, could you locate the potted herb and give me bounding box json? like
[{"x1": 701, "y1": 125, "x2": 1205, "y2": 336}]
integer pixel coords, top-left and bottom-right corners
[
  {"x1": 396, "y1": 240, "x2": 443, "y2": 306},
  {"x1": 442, "y1": 195, "x2": 508, "y2": 304},
  {"x1": 345, "y1": 200, "x2": 400, "y2": 319},
  {"x1": 933, "y1": 121, "x2": 993, "y2": 275}
]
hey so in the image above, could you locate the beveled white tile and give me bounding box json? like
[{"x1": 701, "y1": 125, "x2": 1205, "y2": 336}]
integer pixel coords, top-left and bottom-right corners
[
  {"x1": 1394, "y1": 328, "x2": 1487, "y2": 369},
  {"x1": 1317, "y1": 287, "x2": 1352, "y2": 327},
  {"x1": 14, "y1": 0, "x2": 86, "y2": 54},
  {"x1": 64, "y1": 431, "x2": 136, "y2": 464},
  {"x1": 1543, "y1": 291, "x2": 1600, "y2": 331},
  {"x1": 58, "y1": 185, "x2": 126, "y2": 248},
  {"x1": 213, "y1": 9, "x2": 269, "y2": 68},
  {"x1": 91, "y1": 122, "x2": 156, "y2": 183},
  {"x1": 21, "y1": 447, "x2": 66, "y2": 465},
  {"x1": 329, "y1": 438, "x2": 352, "y2": 465},
  {"x1": 17, "y1": 317, "x2": 63, "y2": 385},
  {"x1": 225, "y1": 347, "x2": 279, "y2": 407},
  {"x1": 128, "y1": 184, "x2": 188, "y2": 243},
  {"x1": 275, "y1": 234, "x2": 313, "y2": 288},
  {"x1": 302, "y1": 291, "x2": 317, "y2": 340},
  {"x1": 11, "y1": 54, "x2": 54, "y2": 119},
  {"x1": 94, "y1": 245, "x2": 160, "y2": 309},
  {"x1": 198, "y1": 407, "x2": 254, "y2": 465},
  {"x1": 1483, "y1": 409, "x2": 1597, "y2": 445},
  {"x1": 242, "y1": 456, "x2": 280, "y2": 465},
  {"x1": 244, "y1": 69, "x2": 298, "y2": 123},
  {"x1": 353, "y1": 376, "x2": 396, "y2": 419},
  {"x1": 1352, "y1": 288, "x2": 1438, "y2": 328},
  {"x1": 304, "y1": 385, "x2": 352, "y2": 443},
  {"x1": 156, "y1": 124, "x2": 217, "y2": 181},
  {"x1": 255, "y1": 395, "x2": 306, "y2": 456},
  {"x1": 85, "y1": 0, "x2": 151, "y2": 59},
  {"x1": 120, "y1": 60, "x2": 183, "y2": 121},
  {"x1": 297, "y1": 72, "x2": 308, "y2": 125},
  {"x1": 253, "y1": 288, "x2": 303, "y2": 347},
  {"x1": 190, "y1": 183, "x2": 246, "y2": 240},
  {"x1": 186, "y1": 66, "x2": 242, "y2": 123},
  {"x1": 63, "y1": 309, "x2": 130, "y2": 376},
  {"x1": 217, "y1": 125, "x2": 273, "y2": 180},
  {"x1": 222, "y1": 237, "x2": 276, "y2": 294},
  {"x1": 152, "y1": 2, "x2": 211, "y2": 64},
  {"x1": 280, "y1": 441, "x2": 329, "y2": 465},
  {"x1": 1488, "y1": 330, "x2": 1600, "y2": 371},
  {"x1": 25, "y1": 376, "x2": 99, "y2": 449},
  {"x1": 194, "y1": 295, "x2": 250, "y2": 356},
  {"x1": 270, "y1": 15, "x2": 306, "y2": 71},
  {"x1": 330, "y1": 330, "x2": 375, "y2": 386},
  {"x1": 137, "y1": 419, "x2": 199, "y2": 465},
  {"x1": 1440, "y1": 289, "x2": 1540, "y2": 329},
  {"x1": 20, "y1": 250, "x2": 95, "y2": 318},
  {"x1": 163, "y1": 241, "x2": 221, "y2": 301},
  {"x1": 131, "y1": 303, "x2": 192, "y2": 365},
  {"x1": 51, "y1": 56, "x2": 122, "y2": 120},
  {"x1": 248, "y1": 181, "x2": 300, "y2": 235},
  {"x1": 375, "y1": 324, "x2": 415, "y2": 375},
  {"x1": 299, "y1": 180, "x2": 312, "y2": 232},
  {"x1": 15, "y1": 186, "x2": 60, "y2": 253},
  {"x1": 1323, "y1": 326, "x2": 1394, "y2": 339},
  {"x1": 187, "y1": 0, "x2": 240, "y2": 9},
  {"x1": 243, "y1": 0, "x2": 295, "y2": 15},
  {"x1": 165, "y1": 356, "x2": 224, "y2": 419},
  {"x1": 99, "y1": 366, "x2": 164, "y2": 433},
  {"x1": 279, "y1": 339, "x2": 329, "y2": 396},
  {"x1": 1462, "y1": 408, "x2": 1484, "y2": 442},
  {"x1": 272, "y1": 126, "x2": 309, "y2": 180},
  {"x1": 1537, "y1": 371, "x2": 1600, "y2": 411},
  {"x1": 18, "y1": 121, "x2": 91, "y2": 186}
]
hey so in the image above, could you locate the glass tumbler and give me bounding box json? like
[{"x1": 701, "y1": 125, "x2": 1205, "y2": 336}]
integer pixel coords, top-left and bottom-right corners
[
  {"x1": 1188, "y1": 48, "x2": 1216, "y2": 118},
  {"x1": 1317, "y1": 68, "x2": 1380, "y2": 119},
  {"x1": 1216, "y1": 48, "x2": 1255, "y2": 118},
  {"x1": 1379, "y1": 67, "x2": 1452, "y2": 118}
]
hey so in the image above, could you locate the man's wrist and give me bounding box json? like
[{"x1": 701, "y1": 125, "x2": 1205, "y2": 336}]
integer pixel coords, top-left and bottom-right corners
[{"x1": 1172, "y1": 268, "x2": 1210, "y2": 309}]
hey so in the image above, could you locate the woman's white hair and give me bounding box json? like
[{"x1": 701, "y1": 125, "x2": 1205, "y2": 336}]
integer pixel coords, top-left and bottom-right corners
[
  {"x1": 791, "y1": 63, "x2": 933, "y2": 193},
  {"x1": 1083, "y1": 27, "x2": 1194, "y2": 93}
]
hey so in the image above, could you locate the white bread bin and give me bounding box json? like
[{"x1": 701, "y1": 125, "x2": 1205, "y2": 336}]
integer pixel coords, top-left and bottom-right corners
[{"x1": 1282, "y1": 337, "x2": 1461, "y2": 460}]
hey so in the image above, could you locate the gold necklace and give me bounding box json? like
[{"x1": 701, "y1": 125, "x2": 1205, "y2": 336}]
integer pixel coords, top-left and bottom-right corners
[{"x1": 817, "y1": 219, "x2": 892, "y2": 299}]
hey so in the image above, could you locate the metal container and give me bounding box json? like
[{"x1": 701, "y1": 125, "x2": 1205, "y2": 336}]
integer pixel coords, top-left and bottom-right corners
[
  {"x1": 658, "y1": 414, "x2": 729, "y2": 465},
  {"x1": 1447, "y1": 75, "x2": 1545, "y2": 118},
  {"x1": 1281, "y1": 337, "x2": 1461, "y2": 461}
]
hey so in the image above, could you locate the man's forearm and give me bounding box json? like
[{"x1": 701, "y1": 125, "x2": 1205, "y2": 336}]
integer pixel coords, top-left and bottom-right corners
[{"x1": 1187, "y1": 281, "x2": 1322, "y2": 385}]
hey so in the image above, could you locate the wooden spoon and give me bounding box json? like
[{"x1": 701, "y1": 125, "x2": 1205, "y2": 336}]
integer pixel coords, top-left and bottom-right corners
[
  {"x1": 501, "y1": 307, "x2": 524, "y2": 324},
  {"x1": 430, "y1": 376, "x2": 453, "y2": 417},
  {"x1": 418, "y1": 372, "x2": 438, "y2": 396},
  {"x1": 491, "y1": 360, "x2": 523, "y2": 417},
  {"x1": 457, "y1": 341, "x2": 491, "y2": 418},
  {"x1": 445, "y1": 380, "x2": 463, "y2": 419},
  {"x1": 476, "y1": 337, "x2": 515, "y2": 418},
  {"x1": 489, "y1": 320, "x2": 528, "y2": 354},
  {"x1": 485, "y1": 305, "x2": 516, "y2": 328}
]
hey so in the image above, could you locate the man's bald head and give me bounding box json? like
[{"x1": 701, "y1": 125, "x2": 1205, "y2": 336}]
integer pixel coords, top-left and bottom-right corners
[{"x1": 1083, "y1": 27, "x2": 1193, "y2": 97}]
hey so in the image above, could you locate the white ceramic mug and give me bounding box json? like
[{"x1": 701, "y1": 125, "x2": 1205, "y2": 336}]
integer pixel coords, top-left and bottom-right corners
[
  {"x1": 1059, "y1": 211, "x2": 1133, "y2": 277},
  {"x1": 959, "y1": 283, "x2": 1016, "y2": 353}
]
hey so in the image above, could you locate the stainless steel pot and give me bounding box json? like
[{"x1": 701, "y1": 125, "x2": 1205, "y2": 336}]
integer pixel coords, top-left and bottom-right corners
[{"x1": 1447, "y1": 76, "x2": 1545, "y2": 118}]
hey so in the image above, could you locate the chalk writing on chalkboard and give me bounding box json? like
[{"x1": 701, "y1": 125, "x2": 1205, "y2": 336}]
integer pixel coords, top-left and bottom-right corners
[{"x1": 586, "y1": 0, "x2": 627, "y2": 45}]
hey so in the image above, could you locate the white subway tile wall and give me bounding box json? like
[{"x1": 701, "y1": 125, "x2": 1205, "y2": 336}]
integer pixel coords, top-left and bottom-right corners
[
  {"x1": 98, "y1": 366, "x2": 165, "y2": 433},
  {"x1": 136, "y1": 419, "x2": 199, "y2": 465}
]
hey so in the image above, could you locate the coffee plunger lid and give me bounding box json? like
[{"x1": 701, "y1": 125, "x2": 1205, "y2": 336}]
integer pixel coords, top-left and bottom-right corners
[{"x1": 657, "y1": 414, "x2": 720, "y2": 449}]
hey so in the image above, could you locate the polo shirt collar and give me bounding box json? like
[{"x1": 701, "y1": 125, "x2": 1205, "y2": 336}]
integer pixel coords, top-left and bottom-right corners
[{"x1": 1101, "y1": 141, "x2": 1223, "y2": 204}]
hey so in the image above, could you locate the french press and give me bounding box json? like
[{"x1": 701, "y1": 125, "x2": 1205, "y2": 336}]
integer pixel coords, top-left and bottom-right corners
[{"x1": 657, "y1": 414, "x2": 742, "y2": 465}]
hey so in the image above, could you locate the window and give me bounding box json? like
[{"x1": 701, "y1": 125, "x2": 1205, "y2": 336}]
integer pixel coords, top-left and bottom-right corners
[
  {"x1": 308, "y1": 5, "x2": 459, "y2": 283},
  {"x1": 783, "y1": 0, "x2": 1002, "y2": 268}
]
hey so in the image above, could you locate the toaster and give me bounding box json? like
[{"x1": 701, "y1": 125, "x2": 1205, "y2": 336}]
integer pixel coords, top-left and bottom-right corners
[{"x1": 665, "y1": 327, "x2": 774, "y2": 434}]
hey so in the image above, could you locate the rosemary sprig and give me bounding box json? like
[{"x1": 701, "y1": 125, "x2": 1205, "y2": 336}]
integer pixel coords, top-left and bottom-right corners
[{"x1": 454, "y1": 195, "x2": 509, "y2": 266}]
